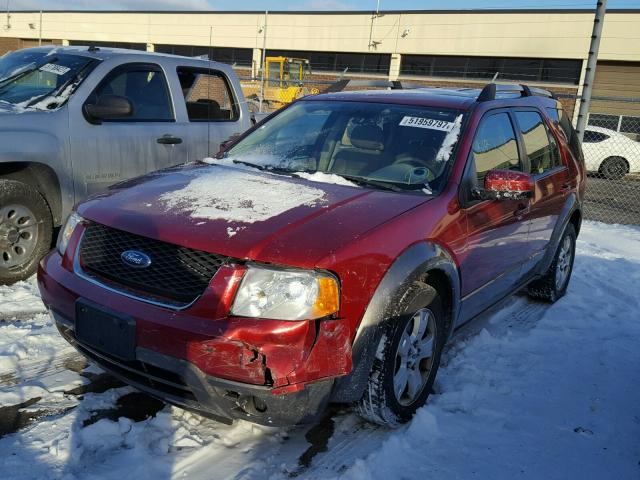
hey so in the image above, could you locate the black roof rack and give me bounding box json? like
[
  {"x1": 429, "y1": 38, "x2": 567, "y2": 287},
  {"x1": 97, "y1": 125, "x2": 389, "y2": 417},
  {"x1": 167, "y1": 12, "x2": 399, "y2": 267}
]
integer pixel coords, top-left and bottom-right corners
[{"x1": 477, "y1": 83, "x2": 555, "y2": 101}]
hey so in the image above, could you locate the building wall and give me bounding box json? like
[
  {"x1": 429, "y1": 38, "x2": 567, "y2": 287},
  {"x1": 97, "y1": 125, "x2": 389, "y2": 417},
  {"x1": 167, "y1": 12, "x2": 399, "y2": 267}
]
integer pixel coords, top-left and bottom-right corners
[
  {"x1": 0, "y1": 10, "x2": 638, "y2": 62},
  {"x1": 0, "y1": 9, "x2": 637, "y2": 124}
]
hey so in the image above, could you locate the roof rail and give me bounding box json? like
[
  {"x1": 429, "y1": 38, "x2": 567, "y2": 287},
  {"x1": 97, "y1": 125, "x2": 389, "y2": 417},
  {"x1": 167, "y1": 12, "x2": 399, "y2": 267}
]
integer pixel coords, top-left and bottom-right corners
[
  {"x1": 477, "y1": 83, "x2": 555, "y2": 102},
  {"x1": 322, "y1": 79, "x2": 421, "y2": 94}
]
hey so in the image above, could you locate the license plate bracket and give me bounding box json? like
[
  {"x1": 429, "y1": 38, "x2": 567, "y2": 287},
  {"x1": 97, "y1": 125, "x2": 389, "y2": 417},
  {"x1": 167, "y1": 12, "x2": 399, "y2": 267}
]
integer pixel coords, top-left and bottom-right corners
[{"x1": 75, "y1": 299, "x2": 136, "y2": 361}]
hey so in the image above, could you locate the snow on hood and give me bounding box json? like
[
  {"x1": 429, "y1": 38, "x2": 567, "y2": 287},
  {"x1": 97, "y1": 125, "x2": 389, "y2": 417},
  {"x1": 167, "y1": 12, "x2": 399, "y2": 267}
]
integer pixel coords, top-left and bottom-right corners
[{"x1": 159, "y1": 167, "x2": 327, "y2": 225}]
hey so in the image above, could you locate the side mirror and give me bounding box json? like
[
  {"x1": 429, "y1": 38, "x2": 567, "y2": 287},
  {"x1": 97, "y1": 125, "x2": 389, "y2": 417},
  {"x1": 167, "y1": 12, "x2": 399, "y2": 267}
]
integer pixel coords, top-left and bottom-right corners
[
  {"x1": 218, "y1": 133, "x2": 241, "y2": 154},
  {"x1": 84, "y1": 95, "x2": 133, "y2": 124},
  {"x1": 477, "y1": 169, "x2": 534, "y2": 201}
]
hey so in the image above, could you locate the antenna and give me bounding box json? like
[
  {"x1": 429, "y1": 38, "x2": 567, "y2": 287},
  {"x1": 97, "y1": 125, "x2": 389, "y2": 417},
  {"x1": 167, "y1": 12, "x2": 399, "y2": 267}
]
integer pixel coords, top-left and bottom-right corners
[{"x1": 491, "y1": 72, "x2": 500, "y2": 82}]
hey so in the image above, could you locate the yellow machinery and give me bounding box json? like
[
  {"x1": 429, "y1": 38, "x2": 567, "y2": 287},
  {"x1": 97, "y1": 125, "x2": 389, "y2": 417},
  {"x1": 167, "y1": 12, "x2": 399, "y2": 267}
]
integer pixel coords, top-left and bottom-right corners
[{"x1": 241, "y1": 56, "x2": 319, "y2": 112}]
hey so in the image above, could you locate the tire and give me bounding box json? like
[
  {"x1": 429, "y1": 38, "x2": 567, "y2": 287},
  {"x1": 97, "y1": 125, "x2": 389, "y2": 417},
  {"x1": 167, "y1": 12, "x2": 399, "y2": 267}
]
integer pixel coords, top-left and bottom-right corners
[
  {"x1": 598, "y1": 156, "x2": 629, "y2": 180},
  {"x1": 356, "y1": 282, "x2": 446, "y2": 427},
  {"x1": 527, "y1": 223, "x2": 576, "y2": 303},
  {"x1": 0, "y1": 179, "x2": 53, "y2": 285}
]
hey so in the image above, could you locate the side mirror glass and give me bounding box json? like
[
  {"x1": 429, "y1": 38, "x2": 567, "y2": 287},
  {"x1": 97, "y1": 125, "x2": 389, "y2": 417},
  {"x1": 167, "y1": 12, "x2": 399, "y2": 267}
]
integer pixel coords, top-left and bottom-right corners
[
  {"x1": 478, "y1": 169, "x2": 534, "y2": 201},
  {"x1": 84, "y1": 94, "x2": 133, "y2": 123}
]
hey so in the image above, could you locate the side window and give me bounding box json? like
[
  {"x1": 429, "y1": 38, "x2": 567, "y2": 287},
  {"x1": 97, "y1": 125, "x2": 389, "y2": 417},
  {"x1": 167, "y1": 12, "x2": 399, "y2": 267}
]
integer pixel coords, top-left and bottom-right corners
[
  {"x1": 177, "y1": 67, "x2": 239, "y2": 122},
  {"x1": 91, "y1": 65, "x2": 173, "y2": 121},
  {"x1": 515, "y1": 111, "x2": 558, "y2": 175},
  {"x1": 584, "y1": 131, "x2": 609, "y2": 143},
  {"x1": 471, "y1": 112, "x2": 521, "y2": 183}
]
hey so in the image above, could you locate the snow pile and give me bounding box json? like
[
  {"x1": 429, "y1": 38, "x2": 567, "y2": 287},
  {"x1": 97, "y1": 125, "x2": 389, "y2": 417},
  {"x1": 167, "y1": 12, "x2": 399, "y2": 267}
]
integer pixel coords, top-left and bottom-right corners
[
  {"x1": 160, "y1": 167, "x2": 326, "y2": 225},
  {"x1": 435, "y1": 114, "x2": 463, "y2": 162},
  {"x1": 0, "y1": 277, "x2": 46, "y2": 318}
]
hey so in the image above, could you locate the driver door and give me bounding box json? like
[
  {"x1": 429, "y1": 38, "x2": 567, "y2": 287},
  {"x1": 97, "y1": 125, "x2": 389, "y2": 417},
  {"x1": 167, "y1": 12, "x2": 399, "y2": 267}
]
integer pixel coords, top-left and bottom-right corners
[{"x1": 68, "y1": 62, "x2": 188, "y2": 200}]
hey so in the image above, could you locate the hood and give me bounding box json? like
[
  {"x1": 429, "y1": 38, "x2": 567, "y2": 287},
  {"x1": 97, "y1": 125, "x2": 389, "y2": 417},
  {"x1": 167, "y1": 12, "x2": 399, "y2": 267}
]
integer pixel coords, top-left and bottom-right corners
[{"x1": 77, "y1": 163, "x2": 429, "y2": 268}]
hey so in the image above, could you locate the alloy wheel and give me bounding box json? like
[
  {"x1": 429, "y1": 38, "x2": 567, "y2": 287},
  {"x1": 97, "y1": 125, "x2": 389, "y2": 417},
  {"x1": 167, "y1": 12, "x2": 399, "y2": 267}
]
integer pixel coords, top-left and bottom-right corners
[
  {"x1": 555, "y1": 235, "x2": 573, "y2": 291},
  {"x1": 393, "y1": 308, "x2": 437, "y2": 406}
]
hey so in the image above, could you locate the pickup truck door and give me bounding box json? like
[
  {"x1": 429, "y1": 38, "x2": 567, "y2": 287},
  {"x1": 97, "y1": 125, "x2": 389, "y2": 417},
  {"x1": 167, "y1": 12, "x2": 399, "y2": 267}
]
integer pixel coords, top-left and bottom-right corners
[
  {"x1": 68, "y1": 62, "x2": 188, "y2": 199},
  {"x1": 173, "y1": 65, "x2": 245, "y2": 159}
]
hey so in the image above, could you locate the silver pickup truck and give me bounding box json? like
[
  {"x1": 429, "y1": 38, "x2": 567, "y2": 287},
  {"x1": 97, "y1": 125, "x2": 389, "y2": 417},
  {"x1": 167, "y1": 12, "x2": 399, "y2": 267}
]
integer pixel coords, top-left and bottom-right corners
[{"x1": 0, "y1": 46, "x2": 252, "y2": 284}]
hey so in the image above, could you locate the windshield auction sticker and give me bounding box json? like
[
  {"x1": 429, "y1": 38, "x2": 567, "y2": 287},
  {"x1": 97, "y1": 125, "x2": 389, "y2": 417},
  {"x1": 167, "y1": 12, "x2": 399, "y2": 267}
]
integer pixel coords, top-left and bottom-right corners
[
  {"x1": 39, "y1": 63, "x2": 71, "y2": 76},
  {"x1": 399, "y1": 116, "x2": 455, "y2": 131}
]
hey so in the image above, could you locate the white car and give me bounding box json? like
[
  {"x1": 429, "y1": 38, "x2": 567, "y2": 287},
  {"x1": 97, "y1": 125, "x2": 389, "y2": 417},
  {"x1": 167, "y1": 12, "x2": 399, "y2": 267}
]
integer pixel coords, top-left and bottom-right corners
[{"x1": 582, "y1": 126, "x2": 640, "y2": 179}]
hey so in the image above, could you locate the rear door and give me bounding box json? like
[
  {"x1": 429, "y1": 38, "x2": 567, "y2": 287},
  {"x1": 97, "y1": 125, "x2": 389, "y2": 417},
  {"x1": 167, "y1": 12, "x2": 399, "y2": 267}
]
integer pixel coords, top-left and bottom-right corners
[
  {"x1": 68, "y1": 62, "x2": 188, "y2": 199},
  {"x1": 175, "y1": 66, "x2": 244, "y2": 159},
  {"x1": 512, "y1": 109, "x2": 569, "y2": 274},
  {"x1": 458, "y1": 110, "x2": 531, "y2": 317}
]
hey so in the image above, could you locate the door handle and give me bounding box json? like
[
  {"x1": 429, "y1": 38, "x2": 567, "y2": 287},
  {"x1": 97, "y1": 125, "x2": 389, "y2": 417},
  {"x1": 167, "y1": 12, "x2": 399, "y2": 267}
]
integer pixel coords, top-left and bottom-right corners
[{"x1": 157, "y1": 134, "x2": 183, "y2": 145}]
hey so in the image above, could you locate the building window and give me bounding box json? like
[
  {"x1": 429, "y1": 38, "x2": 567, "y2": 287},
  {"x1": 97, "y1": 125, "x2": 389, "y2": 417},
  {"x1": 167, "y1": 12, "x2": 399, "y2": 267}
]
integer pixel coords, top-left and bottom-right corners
[
  {"x1": 268, "y1": 49, "x2": 391, "y2": 75},
  {"x1": 154, "y1": 45, "x2": 252, "y2": 67},
  {"x1": 68, "y1": 40, "x2": 146, "y2": 51},
  {"x1": 400, "y1": 55, "x2": 581, "y2": 85}
]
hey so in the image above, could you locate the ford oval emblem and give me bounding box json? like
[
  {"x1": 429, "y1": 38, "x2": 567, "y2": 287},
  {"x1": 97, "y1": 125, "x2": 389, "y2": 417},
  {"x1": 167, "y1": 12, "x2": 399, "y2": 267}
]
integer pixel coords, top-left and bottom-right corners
[{"x1": 121, "y1": 250, "x2": 152, "y2": 269}]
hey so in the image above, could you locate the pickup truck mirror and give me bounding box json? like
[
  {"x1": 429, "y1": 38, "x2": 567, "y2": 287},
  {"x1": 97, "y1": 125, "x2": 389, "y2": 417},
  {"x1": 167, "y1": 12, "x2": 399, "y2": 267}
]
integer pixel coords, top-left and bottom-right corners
[
  {"x1": 474, "y1": 169, "x2": 535, "y2": 201},
  {"x1": 84, "y1": 95, "x2": 133, "y2": 123},
  {"x1": 218, "y1": 134, "x2": 241, "y2": 154}
]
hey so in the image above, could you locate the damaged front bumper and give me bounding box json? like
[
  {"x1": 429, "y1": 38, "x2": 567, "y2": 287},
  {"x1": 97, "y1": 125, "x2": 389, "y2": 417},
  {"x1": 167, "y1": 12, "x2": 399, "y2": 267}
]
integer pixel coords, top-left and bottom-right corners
[
  {"x1": 38, "y1": 250, "x2": 351, "y2": 427},
  {"x1": 53, "y1": 311, "x2": 333, "y2": 426}
]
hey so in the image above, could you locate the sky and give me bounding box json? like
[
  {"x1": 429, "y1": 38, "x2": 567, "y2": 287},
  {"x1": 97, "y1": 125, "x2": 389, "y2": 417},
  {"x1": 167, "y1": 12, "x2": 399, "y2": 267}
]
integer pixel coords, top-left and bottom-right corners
[{"x1": 5, "y1": 0, "x2": 640, "y2": 12}]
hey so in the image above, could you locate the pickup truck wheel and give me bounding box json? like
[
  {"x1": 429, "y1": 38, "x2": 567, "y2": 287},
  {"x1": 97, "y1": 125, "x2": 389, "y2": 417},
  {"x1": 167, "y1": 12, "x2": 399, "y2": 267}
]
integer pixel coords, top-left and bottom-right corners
[
  {"x1": 0, "y1": 180, "x2": 52, "y2": 285},
  {"x1": 527, "y1": 223, "x2": 576, "y2": 303},
  {"x1": 356, "y1": 282, "x2": 445, "y2": 427}
]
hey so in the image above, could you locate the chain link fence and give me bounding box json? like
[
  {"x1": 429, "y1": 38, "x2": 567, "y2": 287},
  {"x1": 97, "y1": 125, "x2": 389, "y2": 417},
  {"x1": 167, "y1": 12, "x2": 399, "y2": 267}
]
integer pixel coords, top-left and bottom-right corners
[{"x1": 581, "y1": 96, "x2": 640, "y2": 225}]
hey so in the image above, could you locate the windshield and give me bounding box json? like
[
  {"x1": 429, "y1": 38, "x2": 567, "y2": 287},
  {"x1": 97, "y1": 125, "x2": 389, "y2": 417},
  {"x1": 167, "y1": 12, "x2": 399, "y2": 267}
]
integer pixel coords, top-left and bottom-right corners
[
  {"x1": 226, "y1": 100, "x2": 464, "y2": 194},
  {"x1": 0, "y1": 50, "x2": 95, "y2": 109}
]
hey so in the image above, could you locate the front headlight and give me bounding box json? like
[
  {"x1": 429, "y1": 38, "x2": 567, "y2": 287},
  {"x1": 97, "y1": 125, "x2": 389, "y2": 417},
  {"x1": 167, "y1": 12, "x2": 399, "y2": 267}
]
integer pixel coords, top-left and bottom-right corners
[
  {"x1": 231, "y1": 266, "x2": 339, "y2": 321},
  {"x1": 56, "y1": 212, "x2": 84, "y2": 256}
]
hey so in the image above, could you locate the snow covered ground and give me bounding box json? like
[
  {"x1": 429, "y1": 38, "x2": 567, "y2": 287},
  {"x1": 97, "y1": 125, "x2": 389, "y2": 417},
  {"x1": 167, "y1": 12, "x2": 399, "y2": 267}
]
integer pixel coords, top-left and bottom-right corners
[{"x1": 0, "y1": 221, "x2": 638, "y2": 480}]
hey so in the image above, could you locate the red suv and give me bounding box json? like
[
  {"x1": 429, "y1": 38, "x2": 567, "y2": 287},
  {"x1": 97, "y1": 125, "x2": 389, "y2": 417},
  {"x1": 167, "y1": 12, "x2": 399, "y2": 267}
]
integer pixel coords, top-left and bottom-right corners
[{"x1": 38, "y1": 83, "x2": 585, "y2": 427}]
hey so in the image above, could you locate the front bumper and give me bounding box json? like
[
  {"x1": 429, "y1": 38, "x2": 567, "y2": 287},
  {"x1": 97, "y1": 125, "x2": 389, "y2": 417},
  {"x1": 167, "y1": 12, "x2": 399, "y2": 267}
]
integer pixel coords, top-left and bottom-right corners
[
  {"x1": 38, "y1": 248, "x2": 351, "y2": 426},
  {"x1": 52, "y1": 309, "x2": 332, "y2": 426}
]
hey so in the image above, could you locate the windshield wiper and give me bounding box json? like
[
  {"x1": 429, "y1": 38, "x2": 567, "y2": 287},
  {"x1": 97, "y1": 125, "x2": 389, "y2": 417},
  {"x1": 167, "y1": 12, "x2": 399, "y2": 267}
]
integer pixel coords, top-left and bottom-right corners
[
  {"x1": 334, "y1": 174, "x2": 421, "y2": 193},
  {"x1": 0, "y1": 57, "x2": 58, "y2": 89},
  {"x1": 231, "y1": 159, "x2": 301, "y2": 177}
]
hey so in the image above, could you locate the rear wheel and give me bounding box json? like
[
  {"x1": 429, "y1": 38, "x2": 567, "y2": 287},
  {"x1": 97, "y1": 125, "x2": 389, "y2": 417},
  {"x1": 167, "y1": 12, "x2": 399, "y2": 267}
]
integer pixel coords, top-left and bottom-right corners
[
  {"x1": 357, "y1": 282, "x2": 445, "y2": 427},
  {"x1": 599, "y1": 156, "x2": 628, "y2": 180},
  {"x1": 527, "y1": 223, "x2": 576, "y2": 303},
  {"x1": 0, "y1": 180, "x2": 52, "y2": 285}
]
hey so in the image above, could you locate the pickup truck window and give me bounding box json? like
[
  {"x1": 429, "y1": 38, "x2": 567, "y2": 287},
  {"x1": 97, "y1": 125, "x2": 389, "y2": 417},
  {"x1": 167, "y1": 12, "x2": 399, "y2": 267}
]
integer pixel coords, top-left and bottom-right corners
[
  {"x1": 0, "y1": 50, "x2": 95, "y2": 107},
  {"x1": 89, "y1": 64, "x2": 173, "y2": 122},
  {"x1": 177, "y1": 67, "x2": 239, "y2": 122}
]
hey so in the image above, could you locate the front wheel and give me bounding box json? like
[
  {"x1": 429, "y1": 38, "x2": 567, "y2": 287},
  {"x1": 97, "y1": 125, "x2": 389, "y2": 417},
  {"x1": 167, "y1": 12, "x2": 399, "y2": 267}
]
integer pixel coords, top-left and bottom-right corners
[
  {"x1": 0, "y1": 179, "x2": 53, "y2": 285},
  {"x1": 357, "y1": 282, "x2": 445, "y2": 427}
]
